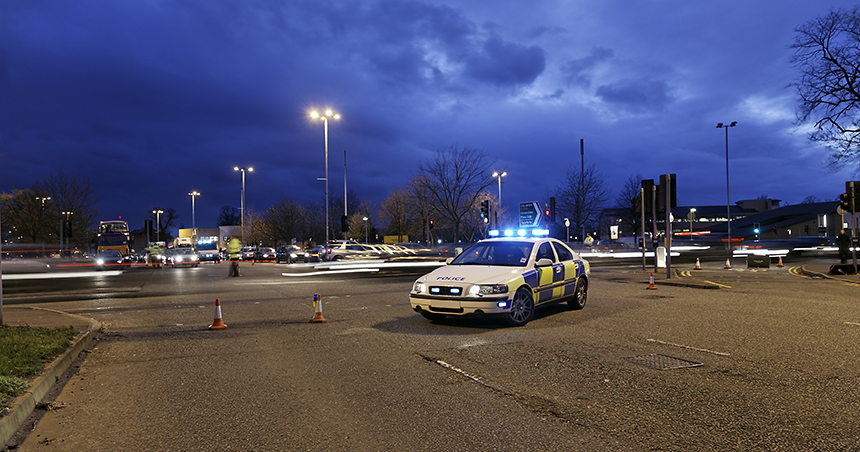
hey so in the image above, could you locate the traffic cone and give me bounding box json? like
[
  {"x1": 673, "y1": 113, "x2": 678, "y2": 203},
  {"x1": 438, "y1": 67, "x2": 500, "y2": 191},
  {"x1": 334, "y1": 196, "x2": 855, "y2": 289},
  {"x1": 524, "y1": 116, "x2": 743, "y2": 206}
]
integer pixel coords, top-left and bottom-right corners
[
  {"x1": 725, "y1": 258, "x2": 732, "y2": 269},
  {"x1": 310, "y1": 294, "x2": 328, "y2": 323},
  {"x1": 647, "y1": 273, "x2": 657, "y2": 290},
  {"x1": 695, "y1": 258, "x2": 701, "y2": 270},
  {"x1": 777, "y1": 256, "x2": 784, "y2": 267},
  {"x1": 209, "y1": 299, "x2": 227, "y2": 330}
]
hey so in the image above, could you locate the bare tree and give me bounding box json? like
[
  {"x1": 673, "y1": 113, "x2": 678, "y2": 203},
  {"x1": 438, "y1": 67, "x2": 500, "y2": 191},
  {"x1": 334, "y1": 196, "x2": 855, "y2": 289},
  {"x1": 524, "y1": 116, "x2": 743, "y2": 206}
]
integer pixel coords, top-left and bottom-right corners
[
  {"x1": 417, "y1": 145, "x2": 495, "y2": 241},
  {"x1": 406, "y1": 175, "x2": 433, "y2": 243},
  {"x1": 149, "y1": 207, "x2": 179, "y2": 242},
  {"x1": 614, "y1": 174, "x2": 643, "y2": 241},
  {"x1": 35, "y1": 170, "x2": 99, "y2": 245},
  {"x1": 265, "y1": 198, "x2": 310, "y2": 245},
  {"x1": 218, "y1": 206, "x2": 241, "y2": 226},
  {"x1": 791, "y1": 6, "x2": 860, "y2": 171},
  {"x1": 0, "y1": 189, "x2": 54, "y2": 243},
  {"x1": 379, "y1": 187, "x2": 412, "y2": 242},
  {"x1": 554, "y1": 164, "x2": 609, "y2": 240}
]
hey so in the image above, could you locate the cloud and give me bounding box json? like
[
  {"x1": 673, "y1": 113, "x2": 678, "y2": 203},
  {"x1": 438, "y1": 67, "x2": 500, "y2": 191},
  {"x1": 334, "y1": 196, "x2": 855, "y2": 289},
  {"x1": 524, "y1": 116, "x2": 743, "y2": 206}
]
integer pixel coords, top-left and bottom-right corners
[
  {"x1": 463, "y1": 36, "x2": 546, "y2": 87},
  {"x1": 561, "y1": 47, "x2": 614, "y2": 88},
  {"x1": 595, "y1": 78, "x2": 674, "y2": 113}
]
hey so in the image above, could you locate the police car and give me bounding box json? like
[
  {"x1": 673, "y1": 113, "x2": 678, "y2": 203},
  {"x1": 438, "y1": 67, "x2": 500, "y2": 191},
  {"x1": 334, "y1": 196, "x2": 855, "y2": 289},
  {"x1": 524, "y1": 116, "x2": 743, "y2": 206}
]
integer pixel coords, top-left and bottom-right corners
[{"x1": 409, "y1": 237, "x2": 589, "y2": 326}]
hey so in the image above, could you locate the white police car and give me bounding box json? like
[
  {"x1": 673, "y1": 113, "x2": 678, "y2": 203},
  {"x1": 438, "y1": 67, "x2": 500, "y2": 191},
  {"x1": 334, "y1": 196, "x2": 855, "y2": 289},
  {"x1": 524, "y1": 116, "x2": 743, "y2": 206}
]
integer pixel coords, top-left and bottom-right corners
[{"x1": 409, "y1": 237, "x2": 589, "y2": 326}]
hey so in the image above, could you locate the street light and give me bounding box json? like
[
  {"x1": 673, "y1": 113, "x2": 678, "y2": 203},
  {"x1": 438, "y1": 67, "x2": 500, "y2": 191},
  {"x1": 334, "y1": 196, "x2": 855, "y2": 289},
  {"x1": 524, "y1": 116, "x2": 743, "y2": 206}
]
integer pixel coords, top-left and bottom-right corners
[
  {"x1": 311, "y1": 109, "x2": 340, "y2": 243},
  {"x1": 492, "y1": 171, "x2": 506, "y2": 229},
  {"x1": 36, "y1": 196, "x2": 51, "y2": 208},
  {"x1": 717, "y1": 121, "x2": 737, "y2": 257},
  {"x1": 688, "y1": 208, "x2": 697, "y2": 240},
  {"x1": 233, "y1": 167, "x2": 253, "y2": 245},
  {"x1": 152, "y1": 209, "x2": 164, "y2": 243},
  {"x1": 188, "y1": 191, "x2": 200, "y2": 233},
  {"x1": 363, "y1": 216, "x2": 369, "y2": 243}
]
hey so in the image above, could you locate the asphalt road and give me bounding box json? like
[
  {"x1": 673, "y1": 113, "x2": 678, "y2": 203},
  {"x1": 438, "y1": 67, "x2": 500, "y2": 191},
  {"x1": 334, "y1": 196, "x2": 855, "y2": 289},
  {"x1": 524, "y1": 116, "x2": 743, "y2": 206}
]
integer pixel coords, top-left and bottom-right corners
[{"x1": 6, "y1": 260, "x2": 860, "y2": 451}]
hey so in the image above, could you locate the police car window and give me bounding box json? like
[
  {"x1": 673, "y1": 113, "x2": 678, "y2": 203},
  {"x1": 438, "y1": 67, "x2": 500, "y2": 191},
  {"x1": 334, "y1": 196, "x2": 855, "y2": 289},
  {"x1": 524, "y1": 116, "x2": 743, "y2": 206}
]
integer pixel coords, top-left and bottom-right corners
[
  {"x1": 552, "y1": 242, "x2": 574, "y2": 262},
  {"x1": 451, "y1": 242, "x2": 534, "y2": 267},
  {"x1": 535, "y1": 242, "x2": 556, "y2": 262}
]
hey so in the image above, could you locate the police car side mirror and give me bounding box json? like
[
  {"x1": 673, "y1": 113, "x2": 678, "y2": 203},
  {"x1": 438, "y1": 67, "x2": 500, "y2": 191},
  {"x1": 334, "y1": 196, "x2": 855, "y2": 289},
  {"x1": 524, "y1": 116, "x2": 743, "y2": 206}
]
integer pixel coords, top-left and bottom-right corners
[
  {"x1": 535, "y1": 258, "x2": 553, "y2": 267},
  {"x1": 445, "y1": 257, "x2": 454, "y2": 265}
]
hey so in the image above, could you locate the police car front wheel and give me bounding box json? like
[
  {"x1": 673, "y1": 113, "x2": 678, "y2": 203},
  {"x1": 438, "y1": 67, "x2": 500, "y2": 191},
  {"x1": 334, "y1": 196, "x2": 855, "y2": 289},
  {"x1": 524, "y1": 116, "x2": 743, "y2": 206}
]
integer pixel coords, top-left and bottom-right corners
[
  {"x1": 568, "y1": 278, "x2": 587, "y2": 310},
  {"x1": 506, "y1": 288, "x2": 534, "y2": 326}
]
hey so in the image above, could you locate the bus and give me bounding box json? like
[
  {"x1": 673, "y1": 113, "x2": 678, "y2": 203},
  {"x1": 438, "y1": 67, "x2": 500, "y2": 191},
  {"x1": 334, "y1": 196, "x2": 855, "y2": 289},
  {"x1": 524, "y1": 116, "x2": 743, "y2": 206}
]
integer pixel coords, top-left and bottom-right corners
[{"x1": 96, "y1": 219, "x2": 131, "y2": 257}]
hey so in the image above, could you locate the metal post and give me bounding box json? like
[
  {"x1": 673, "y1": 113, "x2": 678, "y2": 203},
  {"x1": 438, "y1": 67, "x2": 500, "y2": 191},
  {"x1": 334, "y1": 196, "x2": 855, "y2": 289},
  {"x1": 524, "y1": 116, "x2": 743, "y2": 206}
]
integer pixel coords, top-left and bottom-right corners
[
  {"x1": 324, "y1": 118, "x2": 329, "y2": 243},
  {"x1": 344, "y1": 150, "x2": 348, "y2": 240},
  {"x1": 641, "y1": 187, "x2": 646, "y2": 271},
  {"x1": 665, "y1": 177, "x2": 672, "y2": 279},
  {"x1": 651, "y1": 184, "x2": 658, "y2": 273}
]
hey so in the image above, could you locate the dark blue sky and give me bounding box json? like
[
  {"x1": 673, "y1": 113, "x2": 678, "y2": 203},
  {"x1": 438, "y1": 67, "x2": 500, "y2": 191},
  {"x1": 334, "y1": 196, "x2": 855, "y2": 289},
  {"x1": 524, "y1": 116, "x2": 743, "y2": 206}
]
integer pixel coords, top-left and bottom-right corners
[{"x1": 1, "y1": 0, "x2": 856, "y2": 231}]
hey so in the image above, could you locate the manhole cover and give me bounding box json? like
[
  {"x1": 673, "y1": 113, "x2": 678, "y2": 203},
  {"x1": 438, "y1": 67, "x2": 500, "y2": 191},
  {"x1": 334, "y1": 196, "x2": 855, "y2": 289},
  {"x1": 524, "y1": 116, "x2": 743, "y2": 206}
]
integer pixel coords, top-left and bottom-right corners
[{"x1": 620, "y1": 353, "x2": 703, "y2": 370}]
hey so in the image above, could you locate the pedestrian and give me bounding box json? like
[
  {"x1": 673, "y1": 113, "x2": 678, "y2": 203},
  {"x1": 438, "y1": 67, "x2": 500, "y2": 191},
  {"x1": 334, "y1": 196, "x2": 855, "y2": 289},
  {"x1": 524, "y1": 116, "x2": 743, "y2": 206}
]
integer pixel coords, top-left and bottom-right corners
[
  {"x1": 836, "y1": 228, "x2": 851, "y2": 264},
  {"x1": 584, "y1": 233, "x2": 594, "y2": 249}
]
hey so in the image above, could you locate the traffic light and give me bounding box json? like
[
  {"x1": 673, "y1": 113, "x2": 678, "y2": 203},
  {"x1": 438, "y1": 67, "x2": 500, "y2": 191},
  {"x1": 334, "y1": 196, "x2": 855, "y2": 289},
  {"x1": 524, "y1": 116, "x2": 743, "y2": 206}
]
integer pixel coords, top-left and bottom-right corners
[
  {"x1": 840, "y1": 192, "x2": 853, "y2": 212},
  {"x1": 341, "y1": 215, "x2": 349, "y2": 233},
  {"x1": 549, "y1": 197, "x2": 556, "y2": 222},
  {"x1": 544, "y1": 204, "x2": 550, "y2": 218},
  {"x1": 753, "y1": 222, "x2": 760, "y2": 234},
  {"x1": 480, "y1": 200, "x2": 489, "y2": 219},
  {"x1": 429, "y1": 219, "x2": 434, "y2": 229},
  {"x1": 656, "y1": 173, "x2": 677, "y2": 213}
]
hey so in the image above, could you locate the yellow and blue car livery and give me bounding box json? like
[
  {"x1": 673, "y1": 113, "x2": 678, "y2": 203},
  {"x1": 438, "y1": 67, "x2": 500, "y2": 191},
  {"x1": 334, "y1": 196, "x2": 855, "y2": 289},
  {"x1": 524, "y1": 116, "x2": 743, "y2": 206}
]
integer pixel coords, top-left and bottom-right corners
[{"x1": 409, "y1": 237, "x2": 589, "y2": 326}]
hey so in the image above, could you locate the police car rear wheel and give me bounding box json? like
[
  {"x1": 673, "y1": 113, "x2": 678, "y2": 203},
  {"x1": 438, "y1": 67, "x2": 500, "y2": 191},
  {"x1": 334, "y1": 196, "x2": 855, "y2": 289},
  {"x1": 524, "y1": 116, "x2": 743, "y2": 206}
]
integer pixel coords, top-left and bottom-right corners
[
  {"x1": 568, "y1": 278, "x2": 587, "y2": 310},
  {"x1": 506, "y1": 288, "x2": 534, "y2": 326}
]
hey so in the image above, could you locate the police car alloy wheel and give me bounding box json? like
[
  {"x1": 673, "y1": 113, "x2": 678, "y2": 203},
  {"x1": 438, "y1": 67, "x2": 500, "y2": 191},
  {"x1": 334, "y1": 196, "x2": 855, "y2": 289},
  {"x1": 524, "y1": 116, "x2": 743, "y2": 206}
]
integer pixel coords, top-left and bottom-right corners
[
  {"x1": 507, "y1": 287, "x2": 534, "y2": 326},
  {"x1": 569, "y1": 278, "x2": 587, "y2": 310}
]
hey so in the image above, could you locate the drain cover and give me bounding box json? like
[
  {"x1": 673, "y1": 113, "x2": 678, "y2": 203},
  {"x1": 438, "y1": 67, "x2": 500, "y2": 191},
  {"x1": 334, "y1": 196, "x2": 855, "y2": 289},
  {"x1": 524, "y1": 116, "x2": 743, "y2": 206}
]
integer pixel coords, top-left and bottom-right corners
[{"x1": 620, "y1": 353, "x2": 703, "y2": 370}]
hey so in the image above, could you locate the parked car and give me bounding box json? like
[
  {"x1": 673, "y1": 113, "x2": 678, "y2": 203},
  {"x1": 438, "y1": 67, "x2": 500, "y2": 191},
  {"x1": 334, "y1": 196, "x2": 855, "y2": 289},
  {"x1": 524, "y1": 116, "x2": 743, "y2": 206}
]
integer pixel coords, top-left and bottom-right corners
[
  {"x1": 167, "y1": 248, "x2": 200, "y2": 267},
  {"x1": 304, "y1": 246, "x2": 323, "y2": 262},
  {"x1": 409, "y1": 237, "x2": 589, "y2": 326},
  {"x1": 255, "y1": 247, "x2": 277, "y2": 261}
]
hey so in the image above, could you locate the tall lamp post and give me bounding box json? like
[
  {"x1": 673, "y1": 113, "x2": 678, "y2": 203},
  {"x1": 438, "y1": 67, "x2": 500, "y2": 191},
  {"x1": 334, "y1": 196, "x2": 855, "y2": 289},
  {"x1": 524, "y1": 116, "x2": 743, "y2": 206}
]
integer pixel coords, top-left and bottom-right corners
[
  {"x1": 688, "y1": 208, "x2": 696, "y2": 240},
  {"x1": 492, "y1": 171, "x2": 506, "y2": 229},
  {"x1": 189, "y1": 191, "x2": 200, "y2": 236},
  {"x1": 152, "y1": 209, "x2": 164, "y2": 243},
  {"x1": 363, "y1": 216, "x2": 369, "y2": 243},
  {"x1": 717, "y1": 122, "x2": 737, "y2": 257},
  {"x1": 233, "y1": 167, "x2": 253, "y2": 245},
  {"x1": 61, "y1": 211, "x2": 73, "y2": 257},
  {"x1": 311, "y1": 109, "x2": 340, "y2": 243}
]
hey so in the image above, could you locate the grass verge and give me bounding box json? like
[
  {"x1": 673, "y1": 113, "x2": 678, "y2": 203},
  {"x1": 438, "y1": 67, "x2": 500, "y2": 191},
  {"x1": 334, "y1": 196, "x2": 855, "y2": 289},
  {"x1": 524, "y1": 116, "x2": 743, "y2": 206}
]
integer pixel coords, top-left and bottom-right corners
[{"x1": 0, "y1": 325, "x2": 77, "y2": 412}]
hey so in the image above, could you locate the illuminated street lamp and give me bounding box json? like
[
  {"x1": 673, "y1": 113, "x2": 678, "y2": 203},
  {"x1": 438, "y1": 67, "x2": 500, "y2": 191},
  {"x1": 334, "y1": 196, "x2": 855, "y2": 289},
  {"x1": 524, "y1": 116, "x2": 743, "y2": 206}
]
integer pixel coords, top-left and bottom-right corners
[
  {"x1": 363, "y1": 216, "x2": 369, "y2": 243},
  {"x1": 716, "y1": 121, "x2": 737, "y2": 257},
  {"x1": 188, "y1": 191, "x2": 201, "y2": 233},
  {"x1": 36, "y1": 196, "x2": 51, "y2": 208},
  {"x1": 152, "y1": 209, "x2": 164, "y2": 243},
  {"x1": 311, "y1": 109, "x2": 340, "y2": 242},
  {"x1": 61, "y1": 211, "x2": 73, "y2": 257},
  {"x1": 688, "y1": 208, "x2": 697, "y2": 240},
  {"x1": 492, "y1": 171, "x2": 506, "y2": 230},
  {"x1": 234, "y1": 167, "x2": 253, "y2": 244}
]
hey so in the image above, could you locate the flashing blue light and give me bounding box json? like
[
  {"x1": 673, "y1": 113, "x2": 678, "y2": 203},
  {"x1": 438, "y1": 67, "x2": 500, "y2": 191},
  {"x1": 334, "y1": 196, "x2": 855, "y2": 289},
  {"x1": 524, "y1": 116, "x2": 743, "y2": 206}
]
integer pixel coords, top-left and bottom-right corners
[
  {"x1": 504, "y1": 229, "x2": 514, "y2": 237},
  {"x1": 497, "y1": 301, "x2": 508, "y2": 309},
  {"x1": 517, "y1": 229, "x2": 526, "y2": 237},
  {"x1": 489, "y1": 230, "x2": 499, "y2": 237},
  {"x1": 532, "y1": 229, "x2": 549, "y2": 236}
]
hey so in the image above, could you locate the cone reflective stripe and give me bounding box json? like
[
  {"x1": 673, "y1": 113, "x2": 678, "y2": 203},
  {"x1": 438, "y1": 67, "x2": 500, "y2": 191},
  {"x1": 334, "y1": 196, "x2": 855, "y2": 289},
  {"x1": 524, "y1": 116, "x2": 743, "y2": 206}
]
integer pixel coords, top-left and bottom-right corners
[
  {"x1": 695, "y1": 258, "x2": 701, "y2": 270},
  {"x1": 209, "y1": 299, "x2": 227, "y2": 330},
  {"x1": 647, "y1": 273, "x2": 657, "y2": 290},
  {"x1": 725, "y1": 258, "x2": 732, "y2": 269},
  {"x1": 310, "y1": 293, "x2": 327, "y2": 323}
]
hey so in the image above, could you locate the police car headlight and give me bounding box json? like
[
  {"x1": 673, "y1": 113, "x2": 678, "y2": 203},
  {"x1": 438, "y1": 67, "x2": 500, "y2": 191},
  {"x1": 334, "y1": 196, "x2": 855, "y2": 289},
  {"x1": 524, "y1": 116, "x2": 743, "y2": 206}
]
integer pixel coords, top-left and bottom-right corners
[
  {"x1": 413, "y1": 281, "x2": 426, "y2": 294},
  {"x1": 469, "y1": 285, "x2": 509, "y2": 296},
  {"x1": 96, "y1": 259, "x2": 105, "y2": 265}
]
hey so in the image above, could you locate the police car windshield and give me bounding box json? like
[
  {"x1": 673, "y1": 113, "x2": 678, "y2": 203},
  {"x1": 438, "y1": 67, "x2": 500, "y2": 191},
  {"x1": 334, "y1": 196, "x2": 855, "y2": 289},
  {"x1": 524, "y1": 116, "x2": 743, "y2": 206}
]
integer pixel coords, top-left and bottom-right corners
[{"x1": 451, "y1": 241, "x2": 533, "y2": 267}]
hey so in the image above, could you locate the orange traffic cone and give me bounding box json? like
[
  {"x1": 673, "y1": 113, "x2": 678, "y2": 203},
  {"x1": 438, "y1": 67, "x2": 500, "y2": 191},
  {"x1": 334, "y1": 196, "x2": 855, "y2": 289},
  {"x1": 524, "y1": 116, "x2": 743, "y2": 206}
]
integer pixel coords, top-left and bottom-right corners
[
  {"x1": 310, "y1": 294, "x2": 328, "y2": 323},
  {"x1": 647, "y1": 273, "x2": 657, "y2": 290},
  {"x1": 777, "y1": 256, "x2": 784, "y2": 267},
  {"x1": 209, "y1": 299, "x2": 227, "y2": 330},
  {"x1": 725, "y1": 258, "x2": 732, "y2": 269},
  {"x1": 695, "y1": 258, "x2": 701, "y2": 270}
]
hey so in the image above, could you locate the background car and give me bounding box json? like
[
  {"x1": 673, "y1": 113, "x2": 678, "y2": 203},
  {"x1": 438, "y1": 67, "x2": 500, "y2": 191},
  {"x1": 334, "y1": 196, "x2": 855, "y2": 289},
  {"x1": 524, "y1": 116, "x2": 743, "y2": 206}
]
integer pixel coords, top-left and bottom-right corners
[
  {"x1": 255, "y1": 247, "x2": 277, "y2": 261},
  {"x1": 167, "y1": 248, "x2": 200, "y2": 267},
  {"x1": 323, "y1": 240, "x2": 372, "y2": 261},
  {"x1": 95, "y1": 249, "x2": 124, "y2": 269},
  {"x1": 276, "y1": 246, "x2": 305, "y2": 263},
  {"x1": 304, "y1": 246, "x2": 322, "y2": 262},
  {"x1": 241, "y1": 246, "x2": 256, "y2": 260}
]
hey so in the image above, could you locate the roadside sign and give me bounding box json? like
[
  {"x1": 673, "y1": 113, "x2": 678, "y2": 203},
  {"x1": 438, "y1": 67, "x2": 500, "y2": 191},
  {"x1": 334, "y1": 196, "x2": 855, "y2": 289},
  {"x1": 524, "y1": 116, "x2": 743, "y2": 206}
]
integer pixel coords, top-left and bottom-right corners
[{"x1": 519, "y1": 202, "x2": 542, "y2": 227}]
